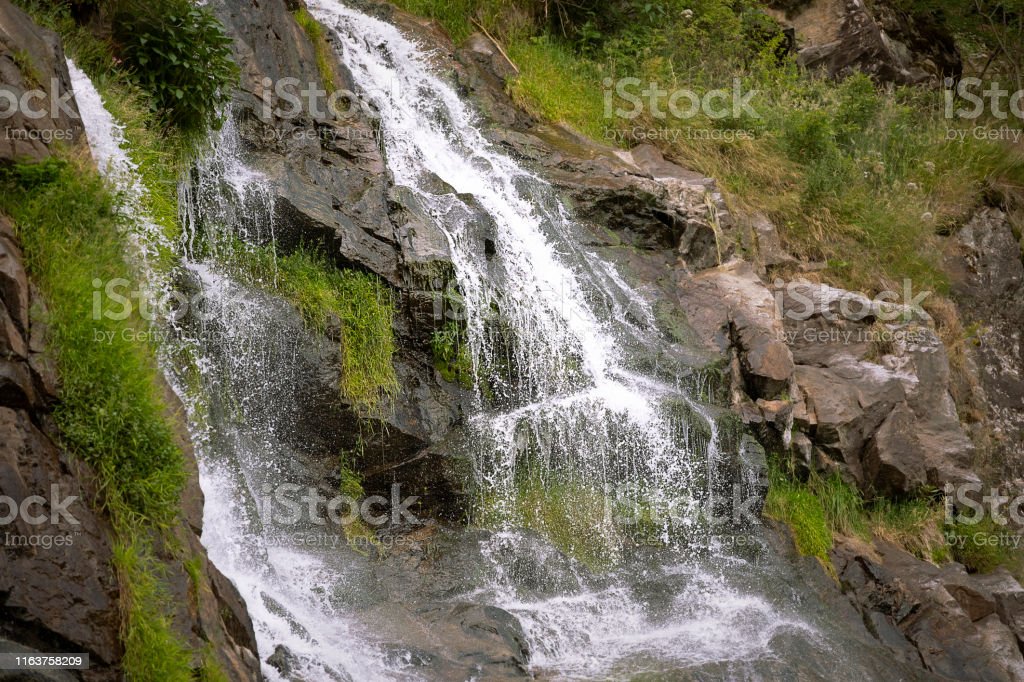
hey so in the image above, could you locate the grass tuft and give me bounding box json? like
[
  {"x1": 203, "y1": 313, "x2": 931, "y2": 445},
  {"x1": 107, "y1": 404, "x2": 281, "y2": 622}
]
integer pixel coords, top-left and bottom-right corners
[
  {"x1": 293, "y1": 8, "x2": 339, "y2": 92},
  {"x1": 226, "y1": 243, "x2": 400, "y2": 415},
  {"x1": 114, "y1": 540, "x2": 194, "y2": 682}
]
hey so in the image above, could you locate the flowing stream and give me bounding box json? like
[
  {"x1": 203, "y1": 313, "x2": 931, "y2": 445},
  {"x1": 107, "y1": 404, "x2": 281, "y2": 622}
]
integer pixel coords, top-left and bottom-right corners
[{"x1": 69, "y1": 6, "x2": 915, "y2": 680}]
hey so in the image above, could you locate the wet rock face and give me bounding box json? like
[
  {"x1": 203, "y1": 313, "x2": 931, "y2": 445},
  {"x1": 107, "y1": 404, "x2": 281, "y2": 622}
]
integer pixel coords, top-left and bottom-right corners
[
  {"x1": 833, "y1": 538, "x2": 1024, "y2": 680},
  {"x1": 212, "y1": 0, "x2": 398, "y2": 281}
]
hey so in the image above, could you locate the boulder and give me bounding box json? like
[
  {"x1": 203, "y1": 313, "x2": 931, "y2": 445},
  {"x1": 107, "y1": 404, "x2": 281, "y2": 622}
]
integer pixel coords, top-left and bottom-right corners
[
  {"x1": 678, "y1": 259, "x2": 794, "y2": 400},
  {"x1": 773, "y1": 0, "x2": 961, "y2": 85},
  {"x1": 776, "y1": 279, "x2": 976, "y2": 494},
  {"x1": 832, "y1": 538, "x2": 1024, "y2": 680}
]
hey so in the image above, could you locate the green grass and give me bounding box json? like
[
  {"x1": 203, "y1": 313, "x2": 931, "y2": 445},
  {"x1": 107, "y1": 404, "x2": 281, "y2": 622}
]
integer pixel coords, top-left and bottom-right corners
[
  {"x1": 506, "y1": 36, "x2": 609, "y2": 141},
  {"x1": 764, "y1": 465, "x2": 833, "y2": 568},
  {"x1": 391, "y1": 0, "x2": 1024, "y2": 299},
  {"x1": 765, "y1": 458, "x2": 1022, "y2": 575},
  {"x1": 226, "y1": 243, "x2": 400, "y2": 415},
  {"x1": 1, "y1": 156, "x2": 197, "y2": 681},
  {"x1": 945, "y1": 518, "x2": 1023, "y2": 575},
  {"x1": 114, "y1": 540, "x2": 194, "y2": 682},
  {"x1": 0, "y1": 159, "x2": 187, "y2": 527},
  {"x1": 293, "y1": 8, "x2": 338, "y2": 92}
]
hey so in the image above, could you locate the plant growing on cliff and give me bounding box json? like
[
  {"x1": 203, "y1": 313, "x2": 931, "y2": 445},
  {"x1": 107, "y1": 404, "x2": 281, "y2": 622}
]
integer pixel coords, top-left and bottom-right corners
[
  {"x1": 0, "y1": 159, "x2": 187, "y2": 527},
  {"x1": 224, "y1": 243, "x2": 400, "y2": 415},
  {"x1": 112, "y1": 0, "x2": 238, "y2": 134},
  {"x1": 431, "y1": 321, "x2": 475, "y2": 388},
  {"x1": 293, "y1": 8, "x2": 338, "y2": 92},
  {"x1": 0, "y1": 156, "x2": 195, "y2": 680}
]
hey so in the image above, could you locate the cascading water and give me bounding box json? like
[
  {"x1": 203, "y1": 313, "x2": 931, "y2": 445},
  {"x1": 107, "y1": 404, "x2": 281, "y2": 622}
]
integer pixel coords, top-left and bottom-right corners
[
  {"x1": 306, "y1": 1, "x2": 812, "y2": 676},
  {"x1": 69, "y1": 6, "x2": 923, "y2": 681}
]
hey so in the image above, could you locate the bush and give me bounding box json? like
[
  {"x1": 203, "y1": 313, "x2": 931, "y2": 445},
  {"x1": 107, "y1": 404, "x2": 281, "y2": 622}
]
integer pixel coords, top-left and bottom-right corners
[{"x1": 113, "y1": 0, "x2": 237, "y2": 134}]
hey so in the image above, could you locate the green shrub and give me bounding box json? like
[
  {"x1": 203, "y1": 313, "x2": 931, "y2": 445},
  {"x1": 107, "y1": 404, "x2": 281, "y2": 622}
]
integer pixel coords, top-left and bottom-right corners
[{"x1": 113, "y1": 0, "x2": 237, "y2": 134}]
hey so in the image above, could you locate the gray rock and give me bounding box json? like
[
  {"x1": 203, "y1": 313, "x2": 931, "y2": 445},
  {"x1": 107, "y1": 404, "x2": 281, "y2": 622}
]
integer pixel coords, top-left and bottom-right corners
[
  {"x1": 0, "y1": 1, "x2": 84, "y2": 163},
  {"x1": 782, "y1": 0, "x2": 960, "y2": 85}
]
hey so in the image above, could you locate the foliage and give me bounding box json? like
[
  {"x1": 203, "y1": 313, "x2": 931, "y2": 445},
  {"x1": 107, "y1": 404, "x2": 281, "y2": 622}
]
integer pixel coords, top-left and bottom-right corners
[
  {"x1": 0, "y1": 158, "x2": 187, "y2": 528},
  {"x1": 765, "y1": 457, "x2": 1022, "y2": 574},
  {"x1": 431, "y1": 321, "x2": 474, "y2": 388},
  {"x1": 226, "y1": 244, "x2": 400, "y2": 415},
  {"x1": 764, "y1": 465, "x2": 833, "y2": 568},
  {"x1": 946, "y1": 518, "x2": 1022, "y2": 574},
  {"x1": 112, "y1": 0, "x2": 238, "y2": 134},
  {"x1": 114, "y1": 540, "x2": 194, "y2": 682},
  {"x1": 293, "y1": 8, "x2": 338, "y2": 92}
]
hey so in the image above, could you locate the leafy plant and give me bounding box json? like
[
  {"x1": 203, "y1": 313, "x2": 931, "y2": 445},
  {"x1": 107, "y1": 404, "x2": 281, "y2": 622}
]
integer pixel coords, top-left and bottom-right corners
[{"x1": 113, "y1": 0, "x2": 238, "y2": 134}]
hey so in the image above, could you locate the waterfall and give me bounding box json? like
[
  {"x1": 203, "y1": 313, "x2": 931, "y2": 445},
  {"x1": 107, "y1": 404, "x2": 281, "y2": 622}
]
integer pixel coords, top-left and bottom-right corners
[
  {"x1": 68, "y1": 7, "x2": 911, "y2": 680},
  {"x1": 305, "y1": 1, "x2": 808, "y2": 677}
]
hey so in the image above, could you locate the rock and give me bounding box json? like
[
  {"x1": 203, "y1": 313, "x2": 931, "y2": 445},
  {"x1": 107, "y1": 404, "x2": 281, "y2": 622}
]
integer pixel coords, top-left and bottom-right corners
[
  {"x1": 211, "y1": 0, "x2": 398, "y2": 282},
  {"x1": 949, "y1": 208, "x2": 1024, "y2": 478},
  {"x1": 370, "y1": 601, "x2": 531, "y2": 679},
  {"x1": 0, "y1": 407, "x2": 122, "y2": 680},
  {"x1": 745, "y1": 211, "x2": 798, "y2": 274},
  {"x1": 0, "y1": 0, "x2": 84, "y2": 163},
  {"x1": 678, "y1": 259, "x2": 794, "y2": 401},
  {"x1": 832, "y1": 538, "x2": 1024, "y2": 680},
  {"x1": 771, "y1": 279, "x2": 976, "y2": 494},
  {"x1": 0, "y1": 228, "x2": 29, "y2": 335},
  {"x1": 774, "y1": 0, "x2": 960, "y2": 85}
]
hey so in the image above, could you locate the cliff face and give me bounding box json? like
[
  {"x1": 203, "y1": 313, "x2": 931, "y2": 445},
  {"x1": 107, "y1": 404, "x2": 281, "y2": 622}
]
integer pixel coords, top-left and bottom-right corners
[{"x1": 0, "y1": 3, "x2": 261, "y2": 679}]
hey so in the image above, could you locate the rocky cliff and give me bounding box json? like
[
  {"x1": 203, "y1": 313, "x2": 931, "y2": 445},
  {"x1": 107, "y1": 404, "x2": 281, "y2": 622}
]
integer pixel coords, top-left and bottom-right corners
[{"x1": 0, "y1": 3, "x2": 261, "y2": 679}]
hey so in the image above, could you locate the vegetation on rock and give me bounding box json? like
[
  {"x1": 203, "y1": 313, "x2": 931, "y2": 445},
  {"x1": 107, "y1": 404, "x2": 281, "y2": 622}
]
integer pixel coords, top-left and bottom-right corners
[{"x1": 226, "y1": 243, "x2": 400, "y2": 415}]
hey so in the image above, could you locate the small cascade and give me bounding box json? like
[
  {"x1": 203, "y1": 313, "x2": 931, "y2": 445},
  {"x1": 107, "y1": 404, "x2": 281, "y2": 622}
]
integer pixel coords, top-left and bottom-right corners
[{"x1": 307, "y1": 1, "x2": 805, "y2": 676}]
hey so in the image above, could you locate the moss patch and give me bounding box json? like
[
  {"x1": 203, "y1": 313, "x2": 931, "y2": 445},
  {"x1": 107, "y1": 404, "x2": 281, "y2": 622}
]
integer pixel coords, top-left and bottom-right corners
[{"x1": 293, "y1": 8, "x2": 339, "y2": 92}]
